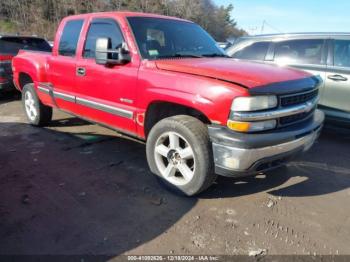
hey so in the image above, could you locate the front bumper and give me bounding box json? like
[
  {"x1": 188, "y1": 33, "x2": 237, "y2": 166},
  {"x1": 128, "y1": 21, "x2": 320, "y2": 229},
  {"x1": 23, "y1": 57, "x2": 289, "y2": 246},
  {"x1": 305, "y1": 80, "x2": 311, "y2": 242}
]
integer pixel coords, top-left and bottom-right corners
[{"x1": 209, "y1": 109, "x2": 324, "y2": 177}]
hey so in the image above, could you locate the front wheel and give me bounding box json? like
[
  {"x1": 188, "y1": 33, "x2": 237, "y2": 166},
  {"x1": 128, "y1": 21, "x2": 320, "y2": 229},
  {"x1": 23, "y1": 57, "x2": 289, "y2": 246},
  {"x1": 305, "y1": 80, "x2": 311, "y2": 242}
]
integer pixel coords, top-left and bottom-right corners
[
  {"x1": 22, "y1": 83, "x2": 52, "y2": 126},
  {"x1": 146, "y1": 115, "x2": 216, "y2": 196}
]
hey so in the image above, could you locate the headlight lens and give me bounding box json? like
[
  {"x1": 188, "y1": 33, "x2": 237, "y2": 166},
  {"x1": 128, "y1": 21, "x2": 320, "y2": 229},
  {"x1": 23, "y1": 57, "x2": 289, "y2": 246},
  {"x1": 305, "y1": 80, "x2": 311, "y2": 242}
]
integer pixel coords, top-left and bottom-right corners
[
  {"x1": 227, "y1": 119, "x2": 277, "y2": 132},
  {"x1": 231, "y1": 95, "x2": 278, "y2": 112}
]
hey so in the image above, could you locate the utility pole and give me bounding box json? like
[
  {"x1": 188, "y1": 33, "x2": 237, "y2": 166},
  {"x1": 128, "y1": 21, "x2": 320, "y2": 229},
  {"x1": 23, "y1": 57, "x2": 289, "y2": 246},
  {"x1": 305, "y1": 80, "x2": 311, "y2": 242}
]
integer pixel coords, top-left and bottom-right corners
[
  {"x1": 260, "y1": 20, "x2": 283, "y2": 34},
  {"x1": 261, "y1": 20, "x2": 266, "y2": 34}
]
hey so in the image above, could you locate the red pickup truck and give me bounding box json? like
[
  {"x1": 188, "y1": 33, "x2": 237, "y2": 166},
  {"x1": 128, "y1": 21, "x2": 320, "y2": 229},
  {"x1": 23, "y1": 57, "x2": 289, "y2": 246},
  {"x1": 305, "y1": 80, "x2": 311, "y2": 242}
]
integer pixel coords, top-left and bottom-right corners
[{"x1": 12, "y1": 12, "x2": 324, "y2": 195}]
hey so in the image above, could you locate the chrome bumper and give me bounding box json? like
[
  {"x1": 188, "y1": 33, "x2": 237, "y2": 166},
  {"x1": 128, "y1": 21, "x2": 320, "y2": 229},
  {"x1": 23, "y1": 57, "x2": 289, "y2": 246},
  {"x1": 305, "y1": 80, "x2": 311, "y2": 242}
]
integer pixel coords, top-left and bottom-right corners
[
  {"x1": 213, "y1": 128, "x2": 320, "y2": 173},
  {"x1": 210, "y1": 109, "x2": 324, "y2": 176}
]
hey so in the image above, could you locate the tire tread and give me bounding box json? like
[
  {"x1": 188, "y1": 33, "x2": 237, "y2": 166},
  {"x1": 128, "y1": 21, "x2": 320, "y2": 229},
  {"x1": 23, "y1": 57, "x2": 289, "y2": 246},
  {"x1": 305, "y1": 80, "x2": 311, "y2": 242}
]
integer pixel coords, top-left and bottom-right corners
[{"x1": 146, "y1": 115, "x2": 217, "y2": 196}]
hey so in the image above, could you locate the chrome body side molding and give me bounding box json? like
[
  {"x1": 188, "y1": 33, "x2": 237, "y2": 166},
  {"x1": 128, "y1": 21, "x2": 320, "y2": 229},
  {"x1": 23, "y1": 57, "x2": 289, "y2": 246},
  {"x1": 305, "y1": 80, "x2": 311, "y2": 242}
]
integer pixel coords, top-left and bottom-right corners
[
  {"x1": 76, "y1": 97, "x2": 134, "y2": 119},
  {"x1": 38, "y1": 86, "x2": 50, "y2": 94},
  {"x1": 37, "y1": 83, "x2": 134, "y2": 120},
  {"x1": 53, "y1": 91, "x2": 75, "y2": 103}
]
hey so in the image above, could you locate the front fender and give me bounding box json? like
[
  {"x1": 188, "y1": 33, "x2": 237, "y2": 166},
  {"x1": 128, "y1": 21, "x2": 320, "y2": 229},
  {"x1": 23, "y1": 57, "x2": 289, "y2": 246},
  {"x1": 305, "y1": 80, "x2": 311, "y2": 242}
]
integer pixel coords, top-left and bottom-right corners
[
  {"x1": 137, "y1": 66, "x2": 249, "y2": 127},
  {"x1": 147, "y1": 87, "x2": 215, "y2": 115}
]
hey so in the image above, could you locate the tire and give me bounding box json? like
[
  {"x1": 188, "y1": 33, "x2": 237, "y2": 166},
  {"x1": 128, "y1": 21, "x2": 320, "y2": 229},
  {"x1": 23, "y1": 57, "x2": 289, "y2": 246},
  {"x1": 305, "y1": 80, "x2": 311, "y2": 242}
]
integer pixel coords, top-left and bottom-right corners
[
  {"x1": 146, "y1": 115, "x2": 217, "y2": 196},
  {"x1": 22, "y1": 83, "x2": 52, "y2": 126}
]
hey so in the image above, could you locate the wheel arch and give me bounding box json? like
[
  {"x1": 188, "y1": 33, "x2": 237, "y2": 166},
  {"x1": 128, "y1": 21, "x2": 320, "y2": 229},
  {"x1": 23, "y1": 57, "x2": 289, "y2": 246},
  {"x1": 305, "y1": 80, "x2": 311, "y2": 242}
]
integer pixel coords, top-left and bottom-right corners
[
  {"x1": 144, "y1": 100, "x2": 212, "y2": 138},
  {"x1": 18, "y1": 72, "x2": 34, "y2": 90}
]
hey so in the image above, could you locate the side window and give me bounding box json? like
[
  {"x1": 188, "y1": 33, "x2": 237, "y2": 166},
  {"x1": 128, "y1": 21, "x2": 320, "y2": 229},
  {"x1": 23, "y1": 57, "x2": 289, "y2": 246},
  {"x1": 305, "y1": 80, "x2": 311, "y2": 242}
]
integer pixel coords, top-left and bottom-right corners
[
  {"x1": 58, "y1": 20, "x2": 84, "y2": 57},
  {"x1": 232, "y1": 42, "x2": 270, "y2": 61},
  {"x1": 274, "y1": 39, "x2": 324, "y2": 65},
  {"x1": 83, "y1": 19, "x2": 124, "y2": 58},
  {"x1": 333, "y1": 40, "x2": 350, "y2": 68}
]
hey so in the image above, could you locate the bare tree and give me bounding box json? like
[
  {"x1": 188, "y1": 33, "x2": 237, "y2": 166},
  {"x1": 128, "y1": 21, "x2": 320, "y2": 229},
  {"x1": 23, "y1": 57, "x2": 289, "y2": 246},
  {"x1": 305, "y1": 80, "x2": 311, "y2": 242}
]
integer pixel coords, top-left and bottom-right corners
[{"x1": 0, "y1": 0, "x2": 246, "y2": 40}]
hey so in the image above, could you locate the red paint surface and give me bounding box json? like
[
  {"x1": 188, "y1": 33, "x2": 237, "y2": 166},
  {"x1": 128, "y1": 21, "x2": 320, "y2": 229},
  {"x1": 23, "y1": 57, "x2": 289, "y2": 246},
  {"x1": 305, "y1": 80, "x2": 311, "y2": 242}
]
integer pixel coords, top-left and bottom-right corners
[
  {"x1": 12, "y1": 12, "x2": 311, "y2": 139},
  {"x1": 0, "y1": 55, "x2": 13, "y2": 61}
]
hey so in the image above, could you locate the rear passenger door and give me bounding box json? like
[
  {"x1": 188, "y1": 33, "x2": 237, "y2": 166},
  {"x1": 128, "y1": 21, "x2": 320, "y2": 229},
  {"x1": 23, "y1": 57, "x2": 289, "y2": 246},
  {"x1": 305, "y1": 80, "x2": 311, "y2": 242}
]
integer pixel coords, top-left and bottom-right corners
[
  {"x1": 47, "y1": 19, "x2": 84, "y2": 112},
  {"x1": 270, "y1": 38, "x2": 327, "y2": 102},
  {"x1": 322, "y1": 38, "x2": 350, "y2": 113}
]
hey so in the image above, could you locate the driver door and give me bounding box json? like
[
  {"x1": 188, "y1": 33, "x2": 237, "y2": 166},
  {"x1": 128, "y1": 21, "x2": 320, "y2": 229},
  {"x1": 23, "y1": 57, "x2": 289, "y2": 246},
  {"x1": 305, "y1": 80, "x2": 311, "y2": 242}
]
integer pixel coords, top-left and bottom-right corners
[{"x1": 75, "y1": 18, "x2": 139, "y2": 134}]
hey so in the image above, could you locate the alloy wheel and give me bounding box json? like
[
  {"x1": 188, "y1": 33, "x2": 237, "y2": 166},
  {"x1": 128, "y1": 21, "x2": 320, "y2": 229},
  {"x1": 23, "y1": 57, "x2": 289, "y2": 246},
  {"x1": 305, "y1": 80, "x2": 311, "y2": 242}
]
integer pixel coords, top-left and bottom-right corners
[
  {"x1": 24, "y1": 91, "x2": 37, "y2": 121},
  {"x1": 154, "y1": 131, "x2": 196, "y2": 186}
]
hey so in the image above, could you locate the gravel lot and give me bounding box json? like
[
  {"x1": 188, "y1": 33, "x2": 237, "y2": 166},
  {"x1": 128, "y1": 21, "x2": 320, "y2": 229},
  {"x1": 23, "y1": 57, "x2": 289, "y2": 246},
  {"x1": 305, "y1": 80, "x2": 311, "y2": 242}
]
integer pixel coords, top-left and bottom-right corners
[{"x1": 0, "y1": 91, "x2": 349, "y2": 258}]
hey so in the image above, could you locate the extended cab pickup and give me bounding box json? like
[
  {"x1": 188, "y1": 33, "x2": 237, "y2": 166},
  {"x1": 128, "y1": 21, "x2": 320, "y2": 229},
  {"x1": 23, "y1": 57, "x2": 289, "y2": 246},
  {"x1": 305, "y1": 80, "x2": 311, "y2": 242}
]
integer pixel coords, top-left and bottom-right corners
[{"x1": 12, "y1": 12, "x2": 324, "y2": 195}]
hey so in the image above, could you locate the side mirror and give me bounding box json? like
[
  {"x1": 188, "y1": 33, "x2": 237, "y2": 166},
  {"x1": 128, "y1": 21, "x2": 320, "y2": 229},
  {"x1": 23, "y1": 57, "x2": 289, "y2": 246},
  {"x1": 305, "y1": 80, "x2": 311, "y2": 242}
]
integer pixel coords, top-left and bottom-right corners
[
  {"x1": 95, "y1": 38, "x2": 131, "y2": 66},
  {"x1": 95, "y1": 38, "x2": 109, "y2": 65}
]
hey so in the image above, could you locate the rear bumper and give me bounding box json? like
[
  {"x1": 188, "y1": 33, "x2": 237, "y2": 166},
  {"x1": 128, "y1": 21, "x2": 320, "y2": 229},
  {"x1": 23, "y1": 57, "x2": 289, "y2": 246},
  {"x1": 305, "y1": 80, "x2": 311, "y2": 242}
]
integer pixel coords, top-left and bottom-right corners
[
  {"x1": 209, "y1": 109, "x2": 324, "y2": 177},
  {"x1": 0, "y1": 81, "x2": 15, "y2": 91},
  {"x1": 0, "y1": 61, "x2": 14, "y2": 91}
]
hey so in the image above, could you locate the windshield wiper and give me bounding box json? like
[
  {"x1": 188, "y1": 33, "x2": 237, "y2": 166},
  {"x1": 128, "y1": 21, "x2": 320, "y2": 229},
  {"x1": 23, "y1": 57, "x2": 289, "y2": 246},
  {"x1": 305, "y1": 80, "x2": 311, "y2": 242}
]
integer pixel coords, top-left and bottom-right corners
[
  {"x1": 155, "y1": 52, "x2": 230, "y2": 60},
  {"x1": 156, "y1": 53, "x2": 204, "y2": 59},
  {"x1": 201, "y1": 53, "x2": 230, "y2": 58}
]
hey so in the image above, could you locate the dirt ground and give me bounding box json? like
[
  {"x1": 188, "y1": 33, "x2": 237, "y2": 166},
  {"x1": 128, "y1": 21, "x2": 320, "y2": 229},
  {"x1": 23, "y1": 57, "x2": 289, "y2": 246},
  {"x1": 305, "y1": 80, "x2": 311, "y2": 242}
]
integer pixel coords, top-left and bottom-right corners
[{"x1": 0, "y1": 91, "x2": 349, "y2": 258}]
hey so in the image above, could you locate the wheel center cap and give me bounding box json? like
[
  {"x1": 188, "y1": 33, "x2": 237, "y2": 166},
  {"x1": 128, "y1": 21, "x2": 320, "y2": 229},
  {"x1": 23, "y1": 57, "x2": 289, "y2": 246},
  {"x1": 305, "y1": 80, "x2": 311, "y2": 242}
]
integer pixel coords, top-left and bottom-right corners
[{"x1": 167, "y1": 149, "x2": 181, "y2": 165}]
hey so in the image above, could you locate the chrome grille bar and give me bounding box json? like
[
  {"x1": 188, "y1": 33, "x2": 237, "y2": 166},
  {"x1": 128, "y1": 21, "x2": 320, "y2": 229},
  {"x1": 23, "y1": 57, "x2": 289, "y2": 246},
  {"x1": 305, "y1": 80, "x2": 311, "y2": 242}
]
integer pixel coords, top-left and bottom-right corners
[{"x1": 232, "y1": 97, "x2": 319, "y2": 122}]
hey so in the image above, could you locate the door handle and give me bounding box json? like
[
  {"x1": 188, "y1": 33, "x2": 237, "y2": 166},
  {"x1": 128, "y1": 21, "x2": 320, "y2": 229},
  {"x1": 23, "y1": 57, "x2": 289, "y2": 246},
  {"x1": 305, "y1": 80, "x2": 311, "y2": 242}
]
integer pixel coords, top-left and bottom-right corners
[
  {"x1": 327, "y1": 74, "x2": 348, "y2": 81},
  {"x1": 76, "y1": 67, "x2": 86, "y2": 76}
]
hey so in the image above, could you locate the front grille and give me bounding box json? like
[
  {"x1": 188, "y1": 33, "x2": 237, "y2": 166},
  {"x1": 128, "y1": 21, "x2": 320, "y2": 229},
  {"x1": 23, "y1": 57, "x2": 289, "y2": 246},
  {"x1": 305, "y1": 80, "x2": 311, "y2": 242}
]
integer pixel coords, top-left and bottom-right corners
[
  {"x1": 280, "y1": 89, "x2": 318, "y2": 107},
  {"x1": 279, "y1": 109, "x2": 315, "y2": 126},
  {"x1": 278, "y1": 89, "x2": 318, "y2": 127}
]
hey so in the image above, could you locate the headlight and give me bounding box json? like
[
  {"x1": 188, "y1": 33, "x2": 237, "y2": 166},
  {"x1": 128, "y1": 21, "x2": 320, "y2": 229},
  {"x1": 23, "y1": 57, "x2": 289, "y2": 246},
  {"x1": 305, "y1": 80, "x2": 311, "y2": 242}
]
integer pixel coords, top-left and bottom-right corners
[
  {"x1": 227, "y1": 119, "x2": 277, "y2": 132},
  {"x1": 231, "y1": 95, "x2": 278, "y2": 112}
]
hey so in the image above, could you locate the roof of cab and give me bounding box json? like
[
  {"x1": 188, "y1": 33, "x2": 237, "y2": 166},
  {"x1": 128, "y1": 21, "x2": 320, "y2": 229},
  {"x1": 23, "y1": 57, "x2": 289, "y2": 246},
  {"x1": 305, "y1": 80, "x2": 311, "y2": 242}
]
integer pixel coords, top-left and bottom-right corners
[{"x1": 63, "y1": 11, "x2": 192, "y2": 23}]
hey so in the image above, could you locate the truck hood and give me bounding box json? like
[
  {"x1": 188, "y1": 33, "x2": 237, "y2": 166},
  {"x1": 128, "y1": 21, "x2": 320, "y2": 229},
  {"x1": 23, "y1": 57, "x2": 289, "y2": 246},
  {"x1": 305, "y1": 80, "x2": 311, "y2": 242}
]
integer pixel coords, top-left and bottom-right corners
[{"x1": 155, "y1": 58, "x2": 312, "y2": 89}]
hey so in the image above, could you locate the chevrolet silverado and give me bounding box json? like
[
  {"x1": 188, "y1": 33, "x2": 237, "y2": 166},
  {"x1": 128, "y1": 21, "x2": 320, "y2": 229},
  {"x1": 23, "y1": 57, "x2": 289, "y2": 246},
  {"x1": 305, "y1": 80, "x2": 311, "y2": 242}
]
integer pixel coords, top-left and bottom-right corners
[{"x1": 12, "y1": 12, "x2": 324, "y2": 195}]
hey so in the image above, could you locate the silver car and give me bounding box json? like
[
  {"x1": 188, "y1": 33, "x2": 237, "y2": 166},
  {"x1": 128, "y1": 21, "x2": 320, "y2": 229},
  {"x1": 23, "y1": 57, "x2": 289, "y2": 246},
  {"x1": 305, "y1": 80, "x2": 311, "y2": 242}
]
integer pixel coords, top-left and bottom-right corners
[{"x1": 226, "y1": 33, "x2": 350, "y2": 122}]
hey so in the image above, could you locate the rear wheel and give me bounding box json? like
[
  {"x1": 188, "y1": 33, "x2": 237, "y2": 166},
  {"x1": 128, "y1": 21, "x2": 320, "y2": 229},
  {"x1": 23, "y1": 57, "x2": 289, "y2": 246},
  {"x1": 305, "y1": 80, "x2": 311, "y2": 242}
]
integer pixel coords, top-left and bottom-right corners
[
  {"x1": 22, "y1": 83, "x2": 52, "y2": 126},
  {"x1": 146, "y1": 115, "x2": 216, "y2": 196}
]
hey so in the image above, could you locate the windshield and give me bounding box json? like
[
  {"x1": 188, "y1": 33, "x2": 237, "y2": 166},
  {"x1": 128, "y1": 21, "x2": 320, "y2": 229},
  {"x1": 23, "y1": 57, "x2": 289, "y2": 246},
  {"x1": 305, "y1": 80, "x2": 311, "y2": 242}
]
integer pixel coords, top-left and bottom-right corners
[
  {"x1": 0, "y1": 37, "x2": 52, "y2": 55},
  {"x1": 127, "y1": 17, "x2": 226, "y2": 60}
]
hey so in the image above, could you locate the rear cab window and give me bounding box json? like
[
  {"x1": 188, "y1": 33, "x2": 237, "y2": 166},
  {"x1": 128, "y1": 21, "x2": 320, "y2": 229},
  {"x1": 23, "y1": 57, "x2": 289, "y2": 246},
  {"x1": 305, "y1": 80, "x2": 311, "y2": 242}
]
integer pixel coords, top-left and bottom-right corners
[
  {"x1": 58, "y1": 19, "x2": 84, "y2": 57},
  {"x1": 232, "y1": 42, "x2": 270, "y2": 61},
  {"x1": 0, "y1": 37, "x2": 51, "y2": 55},
  {"x1": 273, "y1": 39, "x2": 325, "y2": 65}
]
